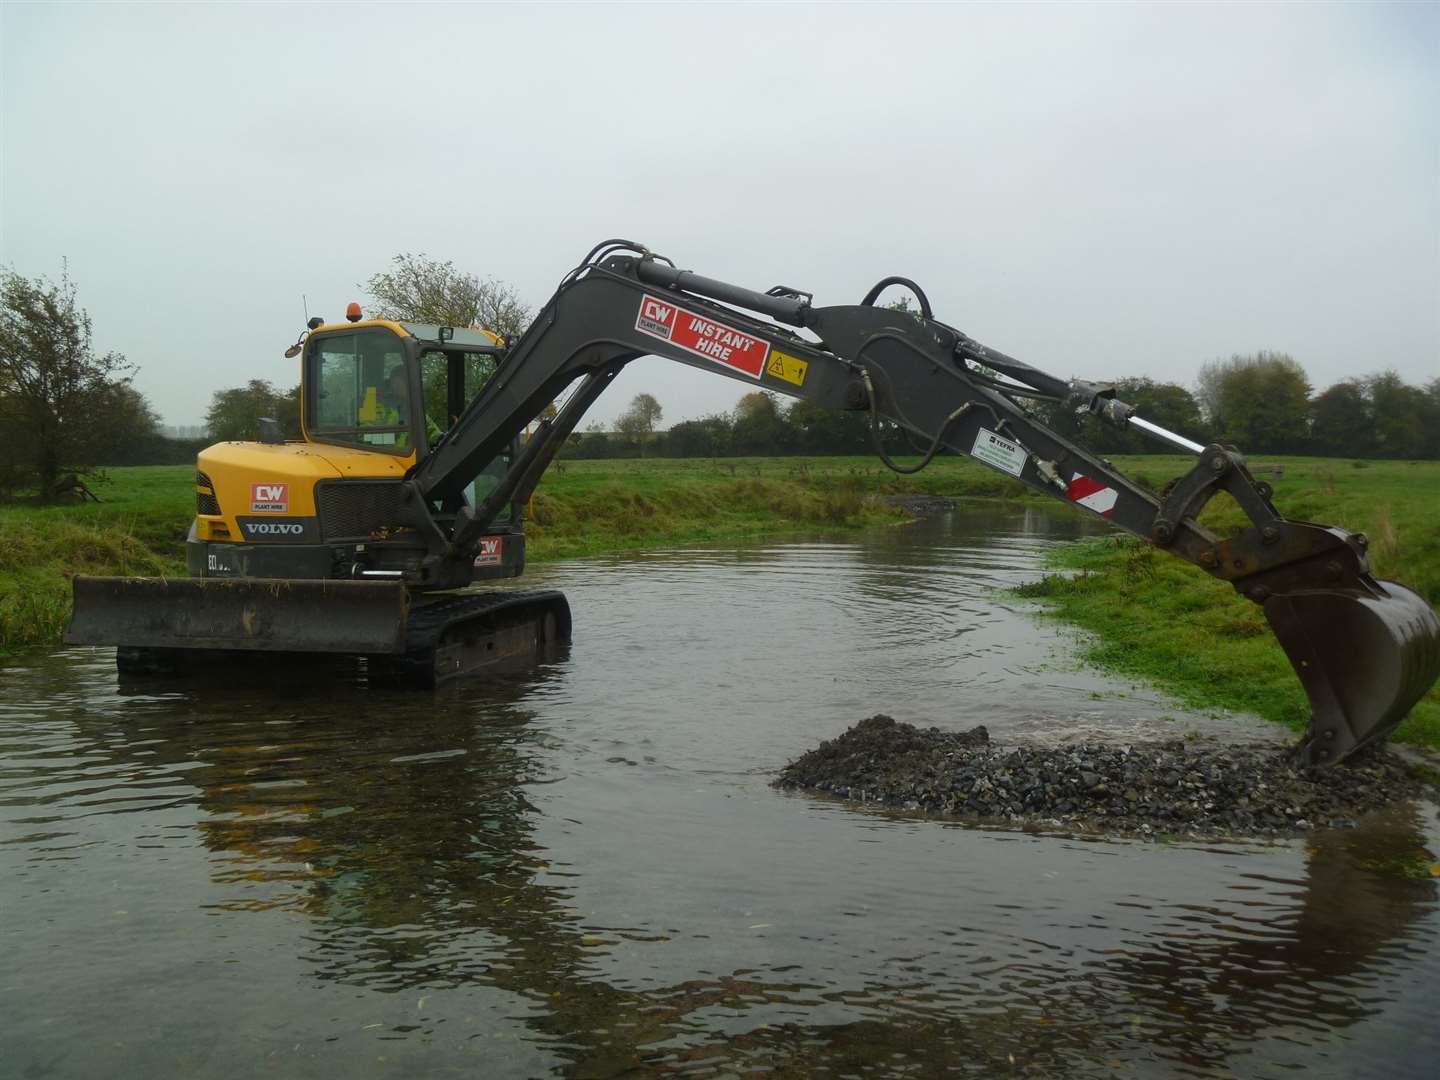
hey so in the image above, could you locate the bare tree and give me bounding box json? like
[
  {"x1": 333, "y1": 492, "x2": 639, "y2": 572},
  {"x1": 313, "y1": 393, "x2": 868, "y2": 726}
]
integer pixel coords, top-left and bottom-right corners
[
  {"x1": 361, "y1": 253, "x2": 531, "y2": 342},
  {"x1": 614, "y1": 393, "x2": 663, "y2": 456}
]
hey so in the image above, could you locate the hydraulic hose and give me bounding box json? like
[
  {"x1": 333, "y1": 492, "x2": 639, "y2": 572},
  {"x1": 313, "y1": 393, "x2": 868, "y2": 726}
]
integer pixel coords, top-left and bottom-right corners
[
  {"x1": 862, "y1": 370, "x2": 970, "y2": 475},
  {"x1": 860, "y1": 277, "x2": 934, "y2": 320}
]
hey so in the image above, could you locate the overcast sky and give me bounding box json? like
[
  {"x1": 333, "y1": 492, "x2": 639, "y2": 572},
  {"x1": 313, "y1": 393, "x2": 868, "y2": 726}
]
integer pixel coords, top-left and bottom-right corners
[{"x1": 2, "y1": 2, "x2": 1436, "y2": 430}]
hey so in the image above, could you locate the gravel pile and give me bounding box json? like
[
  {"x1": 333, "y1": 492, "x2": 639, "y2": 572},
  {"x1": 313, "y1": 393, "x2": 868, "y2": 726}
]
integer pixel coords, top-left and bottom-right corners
[{"x1": 776, "y1": 715, "x2": 1433, "y2": 838}]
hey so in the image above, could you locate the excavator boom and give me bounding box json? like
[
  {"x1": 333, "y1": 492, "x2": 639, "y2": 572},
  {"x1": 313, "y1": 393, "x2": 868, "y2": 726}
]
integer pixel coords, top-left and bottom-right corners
[{"x1": 67, "y1": 239, "x2": 1440, "y2": 761}]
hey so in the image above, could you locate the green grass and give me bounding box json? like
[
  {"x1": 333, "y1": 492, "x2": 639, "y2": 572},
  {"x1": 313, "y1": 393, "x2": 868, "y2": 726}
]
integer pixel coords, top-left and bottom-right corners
[
  {"x1": 1014, "y1": 456, "x2": 1440, "y2": 748},
  {"x1": 523, "y1": 456, "x2": 1025, "y2": 559},
  {"x1": 0, "y1": 466, "x2": 194, "y2": 654},
  {"x1": 544, "y1": 455, "x2": 1033, "y2": 499}
]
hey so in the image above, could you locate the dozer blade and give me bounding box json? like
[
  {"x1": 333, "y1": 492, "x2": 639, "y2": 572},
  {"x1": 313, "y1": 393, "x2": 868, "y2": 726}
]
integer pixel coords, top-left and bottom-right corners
[
  {"x1": 64, "y1": 576, "x2": 410, "y2": 654},
  {"x1": 1264, "y1": 579, "x2": 1440, "y2": 766}
]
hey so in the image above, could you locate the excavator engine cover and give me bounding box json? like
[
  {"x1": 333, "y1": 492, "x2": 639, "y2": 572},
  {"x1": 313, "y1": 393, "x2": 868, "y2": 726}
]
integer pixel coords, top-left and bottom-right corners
[
  {"x1": 1266, "y1": 578, "x2": 1440, "y2": 766},
  {"x1": 65, "y1": 576, "x2": 410, "y2": 655}
]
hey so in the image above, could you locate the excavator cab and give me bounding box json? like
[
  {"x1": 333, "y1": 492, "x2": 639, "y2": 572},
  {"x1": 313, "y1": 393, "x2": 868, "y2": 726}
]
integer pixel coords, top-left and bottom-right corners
[{"x1": 304, "y1": 319, "x2": 503, "y2": 459}]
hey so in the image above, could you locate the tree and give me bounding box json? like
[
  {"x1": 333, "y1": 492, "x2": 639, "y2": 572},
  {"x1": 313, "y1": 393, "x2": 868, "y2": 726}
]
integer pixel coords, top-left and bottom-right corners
[
  {"x1": 614, "y1": 392, "x2": 663, "y2": 455},
  {"x1": 362, "y1": 253, "x2": 531, "y2": 343},
  {"x1": 564, "y1": 421, "x2": 615, "y2": 459},
  {"x1": 1366, "y1": 370, "x2": 1429, "y2": 459},
  {"x1": 0, "y1": 267, "x2": 145, "y2": 499},
  {"x1": 91, "y1": 382, "x2": 161, "y2": 455},
  {"x1": 1309, "y1": 381, "x2": 1373, "y2": 458},
  {"x1": 205, "y1": 380, "x2": 300, "y2": 442},
  {"x1": 1195, "y1": 352, "x2": 1311, "y2": 454},
  {"x1": 1425, "y1": 378, "x2": 1440, "y2": 460},
  {"x1": 730, "y1": 391, "x2": 790, "y2": 455},
  {"x1": 665, "y1": 413, "x2": 735, "y2": 457}
]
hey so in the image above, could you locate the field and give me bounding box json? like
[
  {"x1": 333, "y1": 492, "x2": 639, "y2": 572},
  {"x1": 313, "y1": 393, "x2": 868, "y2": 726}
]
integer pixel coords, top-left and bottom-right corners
[{"x1": 2, "y1": 455, "x2": 1437, "y2": 748}]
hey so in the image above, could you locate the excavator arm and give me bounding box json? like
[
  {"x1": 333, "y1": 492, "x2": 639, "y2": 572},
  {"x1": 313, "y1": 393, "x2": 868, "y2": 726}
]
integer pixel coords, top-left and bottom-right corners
[{"x1": 401, "y1": 240, "x2": 1438, "y2": 765}]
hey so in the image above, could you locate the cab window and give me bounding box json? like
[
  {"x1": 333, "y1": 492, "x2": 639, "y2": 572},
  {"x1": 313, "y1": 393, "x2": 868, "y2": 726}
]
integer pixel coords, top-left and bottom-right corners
[
  {"x1": 418, "y1": 348, "x2": 501, "y2": 436},
  {"x1": 308, "y1": 331, "x2": 413, "y2": 453}
]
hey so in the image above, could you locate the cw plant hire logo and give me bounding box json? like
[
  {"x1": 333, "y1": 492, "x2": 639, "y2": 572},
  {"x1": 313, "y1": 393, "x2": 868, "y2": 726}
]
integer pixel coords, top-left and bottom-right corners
[
  {"x1": 250, "y1": 483, "x2": 289, "y2": 513},
  {"x1": 473, "y1": 535, "x2": 504, "y2": 567}
]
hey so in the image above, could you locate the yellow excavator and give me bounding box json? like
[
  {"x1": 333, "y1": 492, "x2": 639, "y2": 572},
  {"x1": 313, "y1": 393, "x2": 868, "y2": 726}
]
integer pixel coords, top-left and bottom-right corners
[{"x1": 66, "y1": 239, "x2": 1439, "y2": 766}]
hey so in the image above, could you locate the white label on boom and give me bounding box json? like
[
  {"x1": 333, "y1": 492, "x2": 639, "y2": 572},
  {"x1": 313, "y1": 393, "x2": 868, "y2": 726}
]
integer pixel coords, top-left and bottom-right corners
[{"x1": 970, "y1": 427, "x2": 1027, "y2": 478}]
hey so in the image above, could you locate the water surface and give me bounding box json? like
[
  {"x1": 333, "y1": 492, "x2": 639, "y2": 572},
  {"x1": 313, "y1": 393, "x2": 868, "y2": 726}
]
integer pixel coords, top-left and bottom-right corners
[{"x1": 3, "y1": 505, "x2": 1436, "y2": 1078}]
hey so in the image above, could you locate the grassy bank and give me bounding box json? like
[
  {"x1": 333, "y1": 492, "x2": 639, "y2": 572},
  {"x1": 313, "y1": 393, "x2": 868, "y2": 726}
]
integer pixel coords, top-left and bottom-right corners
[
  {"x1": 1015, "y1": 456, "x2": 1440, "y2": 747},
  {"x1": 522, "y1": 455, "x2": 1026, "y2": 560},
  {"x1": 2, "y1": 457, "x2": 1008, "y2": 654},
  {"x1": 0, "y1": 466, "x2": 194, "y2": 653}
]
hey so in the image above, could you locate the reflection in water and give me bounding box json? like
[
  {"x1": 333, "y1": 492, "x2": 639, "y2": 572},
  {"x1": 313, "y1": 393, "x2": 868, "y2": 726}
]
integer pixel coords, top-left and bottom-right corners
[{"x1": 3, "y1": 505, "x2": 1438, "y2": 1078}]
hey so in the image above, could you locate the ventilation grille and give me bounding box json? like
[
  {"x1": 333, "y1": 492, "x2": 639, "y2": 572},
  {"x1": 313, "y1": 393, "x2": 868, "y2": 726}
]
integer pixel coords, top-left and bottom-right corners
[
  {"x1": 317, "y1": 481, "x2": 404, "y2": 541},
  {"x1": 195, "y1": 472, "x2": 221, "y2": 516}
]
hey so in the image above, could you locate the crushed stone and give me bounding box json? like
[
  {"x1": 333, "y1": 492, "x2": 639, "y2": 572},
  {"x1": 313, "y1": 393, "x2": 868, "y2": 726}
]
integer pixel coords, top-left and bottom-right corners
[{"x1": 775, "y1": 715, "x2": 1434, "y2": 839}]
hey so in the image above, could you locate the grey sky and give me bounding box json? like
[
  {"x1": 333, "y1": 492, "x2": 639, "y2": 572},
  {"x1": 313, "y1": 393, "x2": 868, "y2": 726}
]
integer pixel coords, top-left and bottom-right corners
[{"x1": 2, "y1": 2, "x2": 1436, "y2": 429}]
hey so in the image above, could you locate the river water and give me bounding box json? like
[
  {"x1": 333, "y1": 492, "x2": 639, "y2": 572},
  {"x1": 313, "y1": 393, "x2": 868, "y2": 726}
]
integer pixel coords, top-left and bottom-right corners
[{"x1": 3, "y1": 504, "x2": 1437, "y2": 1078}]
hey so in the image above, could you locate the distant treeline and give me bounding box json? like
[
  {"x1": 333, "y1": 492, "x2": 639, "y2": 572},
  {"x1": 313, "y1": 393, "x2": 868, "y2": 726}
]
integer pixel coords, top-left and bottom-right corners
[
  {"x1": 19, "y1": 352, "x2": 1428, "y2": 498},
  {"x1": 93, "y1": 435, "x2": 212, "y2": 467},
  {"x1": 566, "y1": 355, "x2": 1440, "y2": 461}
]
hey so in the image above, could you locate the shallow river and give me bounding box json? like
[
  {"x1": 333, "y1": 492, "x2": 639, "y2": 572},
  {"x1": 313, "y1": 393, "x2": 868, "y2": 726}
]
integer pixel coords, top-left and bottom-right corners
[{"x1": 3, "y1": 505, "x2": 1437, "y2": 1078}]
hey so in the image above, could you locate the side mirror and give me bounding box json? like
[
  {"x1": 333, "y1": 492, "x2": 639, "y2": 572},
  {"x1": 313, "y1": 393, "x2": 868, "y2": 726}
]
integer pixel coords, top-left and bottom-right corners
[{"x1": 284, "y1": 328, "x2": 310, "y2": 358}]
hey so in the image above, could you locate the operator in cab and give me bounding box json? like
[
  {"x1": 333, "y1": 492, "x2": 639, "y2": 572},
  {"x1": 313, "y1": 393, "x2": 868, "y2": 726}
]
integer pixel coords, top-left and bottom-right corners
[
  {"x1": 363, "y1": 365, "x2": 441, "y2": 450},
  {"x1": 381, "y1": 368, "x2": 409, "y2": 426}
]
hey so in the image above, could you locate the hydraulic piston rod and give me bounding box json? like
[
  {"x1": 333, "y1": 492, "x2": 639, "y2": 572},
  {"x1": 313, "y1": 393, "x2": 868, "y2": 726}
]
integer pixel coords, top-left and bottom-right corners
[{"x1": 1130, "y1": 415, "x2": 1206, "y2": 455}]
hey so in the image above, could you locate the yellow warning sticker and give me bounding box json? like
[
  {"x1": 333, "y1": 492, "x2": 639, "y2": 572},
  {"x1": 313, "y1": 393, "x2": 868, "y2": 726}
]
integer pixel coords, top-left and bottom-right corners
[{"x1": 767, "y1": 350, "x2": 809, "y2": 387}]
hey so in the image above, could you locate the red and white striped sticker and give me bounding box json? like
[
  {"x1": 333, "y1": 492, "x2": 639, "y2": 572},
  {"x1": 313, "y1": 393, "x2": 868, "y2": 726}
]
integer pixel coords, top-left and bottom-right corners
[{"x1": 1067, "y1": 473, "x2": 1118, "y2": 518}]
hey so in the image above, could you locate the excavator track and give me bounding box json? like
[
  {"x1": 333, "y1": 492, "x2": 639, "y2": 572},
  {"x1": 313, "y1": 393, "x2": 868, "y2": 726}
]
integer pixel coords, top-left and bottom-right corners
[
  {"x1": 90, "y1": 579, "x2": 572, "y2": 687},
  {"x1": 368, "y1": 589, "x2": 572, "y2": 687}
]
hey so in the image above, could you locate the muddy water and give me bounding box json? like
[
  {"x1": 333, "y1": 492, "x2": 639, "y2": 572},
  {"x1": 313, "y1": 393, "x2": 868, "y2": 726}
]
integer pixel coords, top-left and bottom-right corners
[{"x1": 3, "y1": 504, "x2": 1437, "y2": 1078}]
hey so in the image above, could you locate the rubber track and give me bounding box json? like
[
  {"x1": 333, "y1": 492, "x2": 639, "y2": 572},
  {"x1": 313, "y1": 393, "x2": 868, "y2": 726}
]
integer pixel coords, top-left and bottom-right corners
[{"x1": 403, "y1": 589, "x2": 570, "y2": 654}]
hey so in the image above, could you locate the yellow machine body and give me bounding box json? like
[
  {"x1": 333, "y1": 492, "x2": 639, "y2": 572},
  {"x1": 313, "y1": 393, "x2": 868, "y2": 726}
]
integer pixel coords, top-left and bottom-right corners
[{"x1": 193, "y1": 441, "x2": 413, "y2": 544}]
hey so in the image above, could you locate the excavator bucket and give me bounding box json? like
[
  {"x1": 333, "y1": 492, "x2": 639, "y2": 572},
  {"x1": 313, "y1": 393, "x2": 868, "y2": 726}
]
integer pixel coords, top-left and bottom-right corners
[
  {"x1": 1265, "y1": 579, "x2": 1440, "y2": 766},
  {"x1": 64, "y1": 576, "x2": 410, "y2": 655}
]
